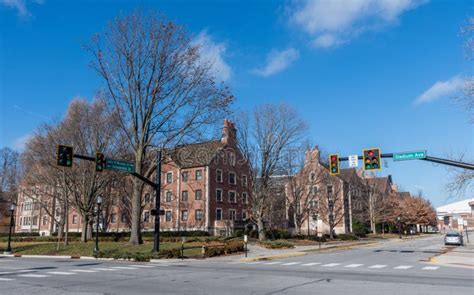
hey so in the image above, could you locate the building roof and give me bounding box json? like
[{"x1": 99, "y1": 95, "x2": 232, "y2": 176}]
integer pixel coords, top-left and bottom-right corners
[
  {"x1": 339, "y1": 168, "x2": 358, "y2": 183},
  {"x1": 436, "y1": 198, "x2": 474, "y2": 215},
  {"x1": 366, "y1": 176, "x2": 392, "y2": 194},
  {"x1": 167, "y1": 140, "x2": 225, "y2": 169},
  {"x1": 397, "y1": 192, "x2": 411, "y2": 199}
]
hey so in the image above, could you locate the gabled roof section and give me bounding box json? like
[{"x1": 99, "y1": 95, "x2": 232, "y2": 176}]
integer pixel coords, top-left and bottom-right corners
[
  {"x1": 167, "y1": 140, "x2": 225, "y2": 169},
  {"x1": 367, "y1": 177, "x2": 391, "y2": 194}
]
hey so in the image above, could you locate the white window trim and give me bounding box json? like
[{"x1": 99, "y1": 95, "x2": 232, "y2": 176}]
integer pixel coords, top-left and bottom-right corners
[
  {"x1": 228, "y1": 190, "x2": 237, "y2": 204},
  {"x1": 216, "y1": 188, "x2": 223, "y2": 202},
  {"x1": 166, "y1": 171, "x2": 174, "y2": 184},
  {"x1": 229, "y1": 209, "x2": 236, "y2": 221},
  {"x1": 242, "y1": 211, "x2": 247, "y2": 220},
  {"x1": 216, "y1": 169, "x2": 223, "y2": 183},
  {"x1": 182, "y1": 171, "x2": 189, "y2": 182},
  {"x1": 165, "y1": 210, "x2": 172, "y2": 222},
  {"x1": 242, "y1": 174, "x2": 247, "y2": 187},
  {"x1": 143, "y1": 211, "x2": 150, "y2": 222},
  {"x1": 195, "y1": 209, "x2": 203, "y2": 221},
  {"x1": 216, "y1": 208, "x2": 223, "y2": 221},
  {"x1": 165, "y1": 190, "x2": 173, "y2": 202},
  {"x1": 195, "y1": 189, "x2": 202, "y2": 200},
  {"x1": 229, "y1": 172, "x2": 236, "y2": 185},
  {"x1": 242, "y1": 192, "x2": 248, "y2": 204},
  {"x1": 181, "y1": 210, "x2": 188, "y2": 222},
  {"x1": 196, "y1": 169, "x2": 203, "y2": 180}
]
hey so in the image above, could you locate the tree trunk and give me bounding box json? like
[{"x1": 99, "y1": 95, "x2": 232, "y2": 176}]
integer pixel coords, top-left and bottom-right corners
[
  {"x1": 257, "y1": 216, "x2": 265, "y2": 241},
  {"x1": 130, "y1": 152, "x2": 143, "y2": 244},
  {"x1": 87, "y1": 221, "x2": 93, "y2": 240},
  {"x1": 81, "y1": 214, "x2": 89, "y2": 243}
]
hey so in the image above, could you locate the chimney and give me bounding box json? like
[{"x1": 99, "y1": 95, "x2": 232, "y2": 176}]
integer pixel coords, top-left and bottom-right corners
[
  {"x1": 305, "y1": 145, "x2": 320, "y2": 164},
  {"x1": 221, "y1": 119, "x2": 237, "y2": 146}
]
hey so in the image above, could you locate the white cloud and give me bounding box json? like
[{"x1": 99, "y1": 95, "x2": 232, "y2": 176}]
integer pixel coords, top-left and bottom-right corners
[
  {"x1": 12, "y1": 133, "x2": 32, "y2": 151},
  {"x1": 193, "y1": 31, "x2": 231, "y2": 82},
  {"x1": 254, "y1": 48, "x2": 300, "y2": 77},
  {"x1": 1, "y1": 0, "x2": 28, "y2": 16},
  {"x1": 415, "y1": 76, "x2": 465, "y2": 105},
  {"x1": 290, "y1": 0, "x2": 428, "y2": 48}
]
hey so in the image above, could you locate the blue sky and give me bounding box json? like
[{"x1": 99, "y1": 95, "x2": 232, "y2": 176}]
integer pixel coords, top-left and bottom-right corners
[{"x1": 1, "y1": 0, "x2": 473, "y2": 207}]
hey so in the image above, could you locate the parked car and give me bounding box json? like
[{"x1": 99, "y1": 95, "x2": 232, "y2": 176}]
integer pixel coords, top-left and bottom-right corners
[{"x1": 444, "y1": 231, "x2": 463, "y2": 246}]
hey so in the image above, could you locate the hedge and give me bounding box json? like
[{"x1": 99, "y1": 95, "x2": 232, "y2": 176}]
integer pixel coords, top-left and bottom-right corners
[
  {"x1": 203, "y1": 240, "x2": 244, "y2": 258},
  {"x1": 258, "y1": 240, "x2": 294, "y2": 249}
]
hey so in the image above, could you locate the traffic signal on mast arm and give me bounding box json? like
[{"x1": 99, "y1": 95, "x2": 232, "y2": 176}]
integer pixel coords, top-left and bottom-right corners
[
  {"x1": 363, "y1": 148, "x2": 381, "y2": 171},
  {"x1": 95, "y1": 152, "x2": 105, "y2": 172},
  {"x1": 57, "y1": 145, "x2": 73, "y2": 167},
  {"x1": 329, "y1": 154, "x2": 340, "y2": 175}
]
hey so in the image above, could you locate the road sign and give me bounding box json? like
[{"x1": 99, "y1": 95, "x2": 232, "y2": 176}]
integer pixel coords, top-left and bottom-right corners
[
  {"x1": 348, "y1": 155, "x2": 358, "y2": 167},
  {"x1": 393, "y1": 150, "x2": 427, "y2": 161},
  {"x1": 105, "y1": 159, "x2": 134, "y2": 173}
]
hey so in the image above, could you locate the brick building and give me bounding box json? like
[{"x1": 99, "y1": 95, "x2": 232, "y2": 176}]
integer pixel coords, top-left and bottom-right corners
[{"x1": 15, "y1": 119, "x2": 252, "y2": 236}]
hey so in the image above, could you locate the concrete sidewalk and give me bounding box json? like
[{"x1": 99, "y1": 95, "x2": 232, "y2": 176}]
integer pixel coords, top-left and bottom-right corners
[{"x1": 431, "y1": 233, "x2": 474, "y2": 269}]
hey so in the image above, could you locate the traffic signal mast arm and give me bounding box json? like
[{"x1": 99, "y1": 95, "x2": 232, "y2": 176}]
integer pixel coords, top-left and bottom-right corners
[{"x1": 338, "y1": 153, "x2": 474, "y2": 170}]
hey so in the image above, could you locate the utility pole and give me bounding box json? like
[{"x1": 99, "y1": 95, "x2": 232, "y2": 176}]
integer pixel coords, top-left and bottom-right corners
[{"x1": 153, "y1": 150, "x2": 162, "y2": 254}]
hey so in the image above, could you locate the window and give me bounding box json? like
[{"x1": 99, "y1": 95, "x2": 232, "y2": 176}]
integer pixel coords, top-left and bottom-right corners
[
  {"x1": 242, "y1": 175, "x2": 248, "y2": 187},
  {"x1": 216, "y1": 209, "x2": 222, "y2": 221},
  {"x1": 309, "y1": 200, "x2": 318, "y2": 209},
  {"x1": 166, "y1": 191, "x2": 172, "y2": 202},
  {"x1": 242, "y1": 211, "x2": 247, "y2": 220},
  {"x1": 111, "y1": 213, "x2": 117, "y2": 224},
  {"x1": 121, "y1": 213, "x2": 128, "y2": 223},
  {"x1": 242, "y1": 192, "x2": 248, "y2": 204},
  {"x1": 32, "y1": 216, "x2": 38, "y2": 226},
  {"x1": 166, "y1": 172, "x2": 173, "y2": 184},
  {"x1": 327, "y1": 185, "x2": 333, "y2": 195},
  {"x1": 216, "y1": 169, "x2": 223, "y2": 183},
  {"x1": 229, "y1": 172, "x2": 236, "y2": 185},
  {"x1": 310, "y1": 172, "x2": 316, "y2": 182},
  {"x1": 42, "y1": 216, "x2": 48, "y2": 226},
  {"x1": 72, "y1": 215, "x2": 78, "y2": 224},
  {"x1": 229, "y1": 209, "x2": 236, "y2": 221},
  {"x1": 182, "y1": 171, "x2": 189, "y2": 182},
  {"x1": 195, "y1": 209, "x2": 203, "y2": 221},
  {"x1": 311, "y1": 186, "x2": 318, "y2": 195},
  {"x1": 181, "y1": 210, "x2": 188, "y2": 221},
  {"x1": 216, "y1": 189, "x2": 223, "y2": 202},
  {"x1": 229, "y1": 152, "x2": 236, "y2": 166},
  {"x1": 196, "y1": 170, "x2": 203, "y2": 180},
  {"x1": 195, "y1": 189, "x2": 202, "y2": 200},
  {"x1": 144, "y1": 193, "x2": 150, "y2": 203},
  {"x1": 165, "y1": 211, "x2": 172, "y2": 222},
  {"x1": 181, "y1": 191, "x2": 188, "y2": 202},
  {"x1": 229, "y1": 191, "x2": 236, "y2": 203},
  {"x1": 143, "y1": 211, "x2": 150, "y2": 222}
]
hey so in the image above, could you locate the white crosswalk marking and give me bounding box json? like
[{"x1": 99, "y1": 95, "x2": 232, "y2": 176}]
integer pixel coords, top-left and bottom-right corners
[
  {"x1": 302, "y1": 263, "x2": 321, "y2": 266},
  {"x1": 394, "y1": 265, "x2": 413, "y2": 270},
  {"x1": 47, "y1": 271, "x2": 76, "y2": 275},
  {"x1": 422, "y1": 266, "x2": 439, "y2": 271},
  {"x1": 91, "y1": 268, "x2": 118, "y2": 271},
  {"x1": 69, "y1": 269, "x2": 98, "y2": 273},
  {"x1": 369, "y1": 265, "x2": 387, "y2": 269},
  {"x1": 345, "y1": 264, "x2": 363, "y2": 268},
  {"x1": 110, "y1": 267, "x2": 138, "y2": 270},
  {"x1": 18, "y1": 274, "x2": 50, "y2": 278},
  {"x1": 281, "y1": 262, "x2": 301, "y2": 266},
  {"x1": 0, "y1": 278, "x2": 15, "y2": 281},
  {"x1": 322, "y1": 263, "x2": 340, "y2": 267},
  {"x1": 130, "y1": 265, "x2": 156, "y2": 268},
  {"x1": 264, "y1": 262, "x2": 282, "y2": 265}
]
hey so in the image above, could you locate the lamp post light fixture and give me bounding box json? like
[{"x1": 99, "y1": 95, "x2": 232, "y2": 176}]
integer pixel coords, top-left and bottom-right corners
[
  {"x1": 94, "y1": 196, "x2": 103, "y2": 256},
  {"x1": 397, "y1": 216, "x2": 402, "y2": 239},
  {"x1": 5, "y1": 203, "x2": 17, "y2": 254}
]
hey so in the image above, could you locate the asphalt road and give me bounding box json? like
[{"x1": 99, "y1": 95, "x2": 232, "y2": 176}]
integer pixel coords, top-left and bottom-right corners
[{"x1": 0, "y1": 235, "x2": 472, "y2": 294}]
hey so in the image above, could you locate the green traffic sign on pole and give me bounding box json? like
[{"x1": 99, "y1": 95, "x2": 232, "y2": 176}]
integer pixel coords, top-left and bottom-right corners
[
  {"x1": 393, "y1": 150, "x2": 427, "y2": 161},
  {"x1": 105, "y1": 159, "x2": 135, "y2": 173}
]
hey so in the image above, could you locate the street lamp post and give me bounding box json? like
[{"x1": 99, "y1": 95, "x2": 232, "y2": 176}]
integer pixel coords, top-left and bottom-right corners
[
  {"x1": 397, "y1": 216, "x2": 402, "y2": 239},
  {"x1": 5, "y1": 203, "x2": 16, "y2": 254},
  {"x1": 94, "y1": 196, "x2": 102, "y2": 256},
  {"x1": 152, "y1": 149, "x2": 162, "y2": 254}
]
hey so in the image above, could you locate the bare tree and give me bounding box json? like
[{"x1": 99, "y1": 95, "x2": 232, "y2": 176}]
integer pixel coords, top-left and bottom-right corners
[
  {"x1": 238, "y1": 104, "x2": 307, "y2": 241},
  {"x1": 0, "y1": 147, "x2": 21, "y2": 202},
  {"x1": 86, "y1": 11, "x2": 233, "y2": 244},
  {"x1": 318, "y1": 177, "x2": 345, "y2": 239}
]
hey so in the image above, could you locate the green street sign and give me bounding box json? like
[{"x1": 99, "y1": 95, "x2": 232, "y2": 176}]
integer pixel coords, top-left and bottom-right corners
[
  {"x1": 105, "y1": 159, "x2": 134, "y2": 173},
  {"x1": 393, "y1": 150, "x2": 427, "y2": 161}
]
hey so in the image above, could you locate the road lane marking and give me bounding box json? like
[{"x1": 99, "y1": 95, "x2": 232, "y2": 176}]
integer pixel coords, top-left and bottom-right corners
[
  {"x1": 322, "y1": 263, "x2": 340, "y2": 267},
  {"x1": 394, "y1": 265, "x2": 413, "y2": 270},
  {"x1": 110, "y1": 267, "x2": 139, "y2": 270},
  {"x1": 302, "y1": 263, "x2": 321, "y2": 266},
  {"x1": 47, "y1": 271, "x2": 76, "y2": 275},
  {"x1": 264, "y1": 262, "x2": 282, "y2": 265},
  {"x1": 369, "y1": 265, "x2": 387, "y2": 269},
  {"x1": 422, "y1": 266, "x2": 439, "y2": 270},
  {"x1": 345, "y1": 264, "x2": 364, "y2": 268},
  {"x1": 18, "y1": 274, "x2": 50, "y2": 278},
  {"x1": 69, "y1": 269, "x2": 98, "y2": 273},
  {"x1": 91, "y1": 268, "x2": 118, "y2": 271},
  {"x1": 246, "y1": 262, "x2": 262, "y2": 265},
  {"x1": 281, "y1": 262, "x2": 301, "y2": 266},
  {"x1": 130, "y1": 265, "x2": 156, "y2": 268},
  {"x1": 0, "y1": 278, "x2": 14, "y2": 281}
]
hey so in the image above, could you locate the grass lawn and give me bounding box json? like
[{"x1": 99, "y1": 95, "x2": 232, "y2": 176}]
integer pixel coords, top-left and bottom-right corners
[{"x1": 0, "y1": 241, "x2": 203, "y2": 258}]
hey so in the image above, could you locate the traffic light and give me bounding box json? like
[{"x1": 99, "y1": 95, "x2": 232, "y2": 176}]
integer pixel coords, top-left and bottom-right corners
[
  {"x1": 95, "y1": 152, "x2": 105, "y2": 172},
  {"x1": 57, "y1": 145, "x2": 73, "y2": 167},
  {"x1": 363, "y1": 148, "x2": 381, "y2": 171},
  {"x1": 329, "y1": 154, "x2": 340, "y2": 175}
]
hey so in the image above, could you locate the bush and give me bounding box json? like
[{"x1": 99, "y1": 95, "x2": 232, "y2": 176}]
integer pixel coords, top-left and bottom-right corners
[
  {"x1": 258, "y1": 240, "x2": 294, "y2": 249},
  {"x1": 265, "y1": 229, "x2": 292, "y2": 240},
  {"x1": 352, "y1": 219, "x2": 369, "y2": 238},
  {"x1": 0, "y1": 232, "x2": 40, "y2": 238},
  {"x1": 203, "y1": 240, "x2": 244, "y2": 258},
  {"x1": 337, "y1": 234, "x2": 359, "y2": 241}
]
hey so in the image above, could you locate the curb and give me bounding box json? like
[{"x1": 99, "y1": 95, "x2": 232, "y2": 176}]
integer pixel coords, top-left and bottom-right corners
[{"x1": 239, "y1": 252, "x2": 306, "y2": 262}]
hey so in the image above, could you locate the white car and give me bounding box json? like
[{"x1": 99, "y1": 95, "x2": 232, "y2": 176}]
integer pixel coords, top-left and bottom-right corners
[{"x1": 444, "y1": 231, "x2": 463, "y2": 246}]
